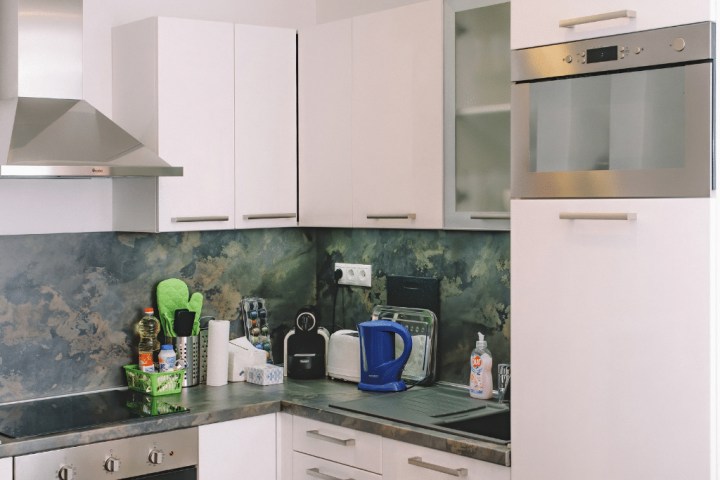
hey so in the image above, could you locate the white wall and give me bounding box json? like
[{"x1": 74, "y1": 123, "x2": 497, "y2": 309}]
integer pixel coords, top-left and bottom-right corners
[{"x1": 315, "y1": 0, "x2": 427, "y2": 23}]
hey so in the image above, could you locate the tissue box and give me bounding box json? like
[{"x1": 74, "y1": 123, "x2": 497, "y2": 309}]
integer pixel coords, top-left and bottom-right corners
[
  {"x1": 246, "y1": 364, "x2": 284, "y2": 386},
  {"x1": 228, "y1": 337, "x2": 269, "y2": 382}
]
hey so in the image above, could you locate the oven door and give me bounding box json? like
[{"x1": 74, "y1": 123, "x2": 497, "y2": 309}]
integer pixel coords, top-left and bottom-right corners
[
  {"x1": 135, "y1": 466, "x2": 197, "y2": 479},
  {"x1": 511, "y1": 62, "x2": 713, "y2": 198}
]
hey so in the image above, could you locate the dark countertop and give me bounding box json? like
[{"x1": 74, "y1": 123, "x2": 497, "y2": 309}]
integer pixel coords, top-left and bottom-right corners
[{"x1": 0, "y1": 379, "x2": 511, "y2": 467}]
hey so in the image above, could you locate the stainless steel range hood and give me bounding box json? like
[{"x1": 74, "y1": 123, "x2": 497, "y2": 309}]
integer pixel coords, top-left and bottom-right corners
[{"x1": 0, "y1": 0, "x2": 182, "y2": 178}]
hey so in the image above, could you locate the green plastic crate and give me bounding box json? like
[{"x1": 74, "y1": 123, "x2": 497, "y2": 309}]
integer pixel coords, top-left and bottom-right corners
[{"x1": 123, "y1": 364, "x2": 184, "y2": 396}]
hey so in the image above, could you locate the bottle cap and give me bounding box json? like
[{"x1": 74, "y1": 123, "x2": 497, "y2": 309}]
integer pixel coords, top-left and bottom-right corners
[
  {"x1": 144, "y1": 307, "x2": 154, "y2": 315},
  {"x1": 161, "y1": 344, "x2": 174, "y2": 350},
  {"x1": 476, "y1": 332, "x2": 487, "y2": 348}
]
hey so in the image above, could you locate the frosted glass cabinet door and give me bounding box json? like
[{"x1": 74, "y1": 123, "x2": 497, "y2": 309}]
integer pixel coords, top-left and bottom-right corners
[{"x1": 444, "y1": 0, "x2": 510, "y2": 230}]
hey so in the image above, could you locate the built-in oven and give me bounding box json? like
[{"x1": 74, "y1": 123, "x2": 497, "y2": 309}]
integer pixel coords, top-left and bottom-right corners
[
  {"x1": 14, "y1": 428, "x2": 198, "y2": 480},
  {"x1": 511, "y1": 22, "x2": 715, "y2": 198}
]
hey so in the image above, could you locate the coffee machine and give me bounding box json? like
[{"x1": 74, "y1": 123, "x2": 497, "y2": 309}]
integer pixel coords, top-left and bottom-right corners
[
  {"x1": 284, "y1": 307, "x2": 329, "y2": 379},
  {"x1": 357, "y1": 320, "x2": 412, "y2": 392}
]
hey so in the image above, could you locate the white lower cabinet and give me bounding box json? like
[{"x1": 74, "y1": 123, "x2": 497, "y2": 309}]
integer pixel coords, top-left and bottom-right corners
[
  {"x1": 293, "y1": 452, "x2": 381, "y2": 480},
  {"x1": 292, "y1": 416, "x2": 383, "y2": 475},
  {"x1": 199, "y1": 414, "x2": 276, "y2": 480},
  {"x1": 383, "y1": 438, "x2": 509, "y2": 480},
  {"x1": 0, "y1": 457, "x2": 11, "y2": 480}
]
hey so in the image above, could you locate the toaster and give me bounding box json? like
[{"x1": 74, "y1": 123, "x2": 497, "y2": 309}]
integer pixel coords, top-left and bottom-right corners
[{"x1": 326, "y1": 329, "x2": 361, "y2": 383}]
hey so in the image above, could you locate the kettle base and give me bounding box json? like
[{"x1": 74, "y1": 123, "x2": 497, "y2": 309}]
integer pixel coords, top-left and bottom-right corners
[{"x1": 358, "y1": 380, "x2": 407, "y2": 392}]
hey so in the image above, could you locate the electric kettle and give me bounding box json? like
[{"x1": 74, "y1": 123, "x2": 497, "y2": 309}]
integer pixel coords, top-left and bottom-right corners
[{"x1": 357, "y1": 320, "x2": 412, "y2": 392}]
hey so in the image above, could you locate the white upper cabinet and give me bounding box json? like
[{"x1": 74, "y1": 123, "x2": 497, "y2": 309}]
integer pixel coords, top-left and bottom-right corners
[
  {"x1": 112, "y1": 17, "x2": 236, "y2": 233},
  {"x1": 235, "y1": 25, "x2": 298, "y2": 229},
  {"x1": 351, "y1": 0, "x2": 443, "y2": 229},
  {"x1": 298, "y1": 19, "x2": 353, "y2": 228},
  {"x1": 0, "y1": 457, "x2": 11, "y2": 480},
  {"x1": 298, "y1": 0, "x2": 443, "y2": 229},
  {"x1": 511, "y1": 0, "x2": 713, "y2": 49}
]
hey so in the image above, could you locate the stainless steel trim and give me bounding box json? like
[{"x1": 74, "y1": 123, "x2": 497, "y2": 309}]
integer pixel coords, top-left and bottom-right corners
[
  {"x1": 512, "y1": 22, "x2": 714, "y2": 82},
  {"x1": 559, "y1": 212, "x2": 637, "y2": 221},
  {"x1": 306, "y1": 429, "x2": 356, "y2": 446},
  {"x1": 559, "y1": 9, "x2": 636, "y2": 28},
  {"x1": 470, "y1": 213, "x2": 511, "y2": 220},
  {"x1": 14, "y1": 428, "x2": 198, "y2": 480},
  {"x1": 366, "y1": 213, "x2": 417, "y2": 220},
  {"x1": 172, "y1": 216, "x2": 230, "y2": 223},
  {"x1": 511, "y1": 61, "x2": 713, "y2": 199},
  {"x1": 306, "y1": 468, "x2": 355, "y2": 480},
  {"x1": 408, "y1": 456, "x2": 468, "y2": 477},
  {"x1": 243, "y1": 213, "x2": 297, "y2": 220}
]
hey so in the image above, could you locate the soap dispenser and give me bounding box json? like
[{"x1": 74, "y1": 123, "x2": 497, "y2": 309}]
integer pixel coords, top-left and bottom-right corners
[{"x1": 469, "y1": 332, "x2": 493, "y2": 399}]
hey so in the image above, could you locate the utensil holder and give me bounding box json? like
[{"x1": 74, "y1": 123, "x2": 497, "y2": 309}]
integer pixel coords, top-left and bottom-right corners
[{"x1": 173, "y1": 336, "x2": 200, "y2": 387}]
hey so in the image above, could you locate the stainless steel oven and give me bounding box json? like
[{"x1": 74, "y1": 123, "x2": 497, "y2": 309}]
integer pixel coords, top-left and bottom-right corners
[
  {"x1": 511, "y1": 22, "x2": 714, "y2": 198},
  {"x1": 14, "y1": 428, "x2": 198, "y2": 480}
]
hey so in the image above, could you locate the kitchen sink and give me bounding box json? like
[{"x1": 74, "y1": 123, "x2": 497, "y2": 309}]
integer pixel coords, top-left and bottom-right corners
[
  {"x1": 434, "y1": 409, "x2": 510, "y2": 441},
  {"x1": 330, "y1": 384, "x2": 510, "y2": 444}
]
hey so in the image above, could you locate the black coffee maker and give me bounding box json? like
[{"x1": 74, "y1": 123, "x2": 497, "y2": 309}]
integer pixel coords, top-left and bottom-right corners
[{"x1": 283, "y1": 306, "x2": 329, "y2": 379}]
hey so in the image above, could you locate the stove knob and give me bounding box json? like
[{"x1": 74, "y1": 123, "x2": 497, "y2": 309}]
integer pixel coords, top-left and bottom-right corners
[
  {"x1": 104, "y1": 456, "x2": 121, "y2": 473},
  {"x1": 149, "y1": 449, "x2": 164, "y2": 465},
  {"x1": 58, "y1": 465, "x2": 75, "y2": 480}
]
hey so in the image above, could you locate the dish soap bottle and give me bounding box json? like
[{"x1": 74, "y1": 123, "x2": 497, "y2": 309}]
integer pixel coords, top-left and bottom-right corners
[
  {"x1": 137, "y1": 307, "x2": 160, "y2": 372},
  {"x1": 469, "y1": 332, "x2": 493, "y2": 399}
]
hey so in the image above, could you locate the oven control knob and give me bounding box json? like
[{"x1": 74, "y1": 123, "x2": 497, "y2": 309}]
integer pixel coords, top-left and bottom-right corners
[
  {"x1": 58, "y1": 465, "x2": 75, "y2": 480},
  {"x1": 563, "y1": 55, "x2": 573, "y2": 64},
  {"x1": 672, "y1": 37, "x2": 686, "y2": 52},
  {"x1": 104, "y1": 456, "x2": 121, "y2": 473},
  {"x1": 149, "y1": 449, "x2": 164, "y2": 465}
]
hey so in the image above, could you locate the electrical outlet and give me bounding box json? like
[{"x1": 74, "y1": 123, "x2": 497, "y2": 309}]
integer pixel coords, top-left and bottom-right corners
[{"x1": 335, "y1": 263, "x2": 372, "y2": 287}]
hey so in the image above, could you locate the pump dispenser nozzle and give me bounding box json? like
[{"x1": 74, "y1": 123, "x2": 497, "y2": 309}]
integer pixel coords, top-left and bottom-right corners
[{"x1": 476, "y1": 332, "x2": 486, "y2": 348}]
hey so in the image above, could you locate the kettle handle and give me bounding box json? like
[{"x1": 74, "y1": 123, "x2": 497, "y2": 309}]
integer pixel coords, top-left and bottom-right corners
[{"x1": 393, "y1": 322, "x2": 413, "y2": 366}]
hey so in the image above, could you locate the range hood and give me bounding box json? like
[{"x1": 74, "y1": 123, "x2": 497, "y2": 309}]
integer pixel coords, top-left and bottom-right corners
[{"x1": 0, "y1": 0, "x2": 182, "y2": 178}]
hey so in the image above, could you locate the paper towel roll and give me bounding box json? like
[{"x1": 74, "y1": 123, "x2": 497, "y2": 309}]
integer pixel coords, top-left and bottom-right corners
[{"x1": 206, "y1": 319, "x2": 230, "y2": 386}]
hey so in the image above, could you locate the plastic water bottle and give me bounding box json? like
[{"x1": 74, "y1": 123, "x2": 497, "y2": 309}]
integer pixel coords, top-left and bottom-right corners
[
  {"x1": 158, "y1": 344, "x2": 177, "y2": 372},
  {"x1": 137, "y1": 307, "x2": 160, "y2": 372}
]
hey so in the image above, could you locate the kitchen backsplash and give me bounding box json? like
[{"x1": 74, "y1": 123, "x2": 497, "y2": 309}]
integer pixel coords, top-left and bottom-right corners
[{"x1": 0, "y1": 228, "x2": 509, "y2": 403}]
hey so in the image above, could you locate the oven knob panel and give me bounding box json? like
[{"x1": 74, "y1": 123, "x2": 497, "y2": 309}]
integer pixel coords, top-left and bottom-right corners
[
  {"x1": 57, "y1": 465, "x2": 75, "y2": 480},
  {"x1": 149, "y1": 449, "x2": 164, "y2": 465},
  {"x1": 104, "y1": 456, "x2": 121, "y2": 472}
]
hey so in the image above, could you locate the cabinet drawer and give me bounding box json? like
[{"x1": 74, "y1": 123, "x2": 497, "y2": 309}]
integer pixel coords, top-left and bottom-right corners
[
  {"x1": 292, "y1": 451, "x2": 381, "y2": 480},
  {"x1": 383, "y1": 438, "x2": 510, "y2": 480},
  {"x1": 292, "y1": 417, "x2": 382, "y2": 474}
]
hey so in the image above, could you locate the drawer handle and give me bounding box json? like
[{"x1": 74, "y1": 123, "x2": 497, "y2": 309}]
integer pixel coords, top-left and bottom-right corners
[
  {"x1": 366, "y1": 213, "x2": 416, "y2": 220},
  {"x1": 306, "y1": 467, "x2": 355, "y2": 480},
  {"x1": 243, "y1": 213, "x2": 297, "y2": 220},
  {"x1": 559, "y1": 212, "x2": 637, "y2": 221},
  {"x1": 172, "y1": 216, "x2": 230, "y2": 223},
  {"x1": 559, "y1": 9, "x2": 636, "y2": 28},
  {"x1": 306, "y1": 429, "x2": 356, "y2": 446},
  {"x1": 408, "y1": 457, "x2": 468, "y2": 477},
  {"x1": 470, "y1": 213, "x2": 510, "y2": 220}
]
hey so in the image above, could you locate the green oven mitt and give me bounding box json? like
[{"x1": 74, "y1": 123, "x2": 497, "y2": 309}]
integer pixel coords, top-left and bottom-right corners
[{"x1": 156, "y1": 278, "x2": 203, "y2": 338}]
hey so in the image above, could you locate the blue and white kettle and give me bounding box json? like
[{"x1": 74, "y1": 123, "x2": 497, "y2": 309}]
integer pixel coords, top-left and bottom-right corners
[{"x1": 357, "y1": 320, "x2": 412, "y2": 392}]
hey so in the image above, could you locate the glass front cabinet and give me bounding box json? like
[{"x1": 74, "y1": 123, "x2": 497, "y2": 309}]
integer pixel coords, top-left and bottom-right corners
[{"x1": 444, "y1": 0, "x2": 511, "y2": 230}]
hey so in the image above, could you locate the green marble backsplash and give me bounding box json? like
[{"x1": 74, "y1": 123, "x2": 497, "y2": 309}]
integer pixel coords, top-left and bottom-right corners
[{"x1": 0, "y1": 228, "x2": 509, "y2": 403}]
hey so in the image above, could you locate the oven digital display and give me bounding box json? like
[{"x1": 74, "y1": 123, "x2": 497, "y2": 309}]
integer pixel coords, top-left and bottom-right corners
[{"x1": 587, "y1": 46, "x2": 618, "y2": 63}]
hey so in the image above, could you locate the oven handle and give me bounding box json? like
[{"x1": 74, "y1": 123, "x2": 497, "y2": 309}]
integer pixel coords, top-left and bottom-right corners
[{"x1": 559, "y1": 9, "x2": 636, "y2": 28}]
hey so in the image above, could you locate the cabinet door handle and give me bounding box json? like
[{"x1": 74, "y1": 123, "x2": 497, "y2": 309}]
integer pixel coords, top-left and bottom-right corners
[
  {"x1": 559, "y1": 9, "x2": 636, "y2": 28},
  {"x1": 407, "y1": 457, "x2": 468, "y2": 477},
  {"x1": 366, "y1": 213, "x2": 417, "y2": 220},
  {"x1": 559, "y1": 212, "x2": 637, "y2": 221},
  {"x1": 243, "y1": 213, "x2": 297, "y2": 220},
  {"x1": 172, "y1": 216, "x2": 230, "y2": 223},
  {"x1": 306, "y1": 467, "x2": 354, "y2": 480},
  {"x1": 306, "y1": 429, "x2": 356, "y2": 446},
  {"x1": 470, "y1": 213, "x2": 510, "y2": 220}
]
